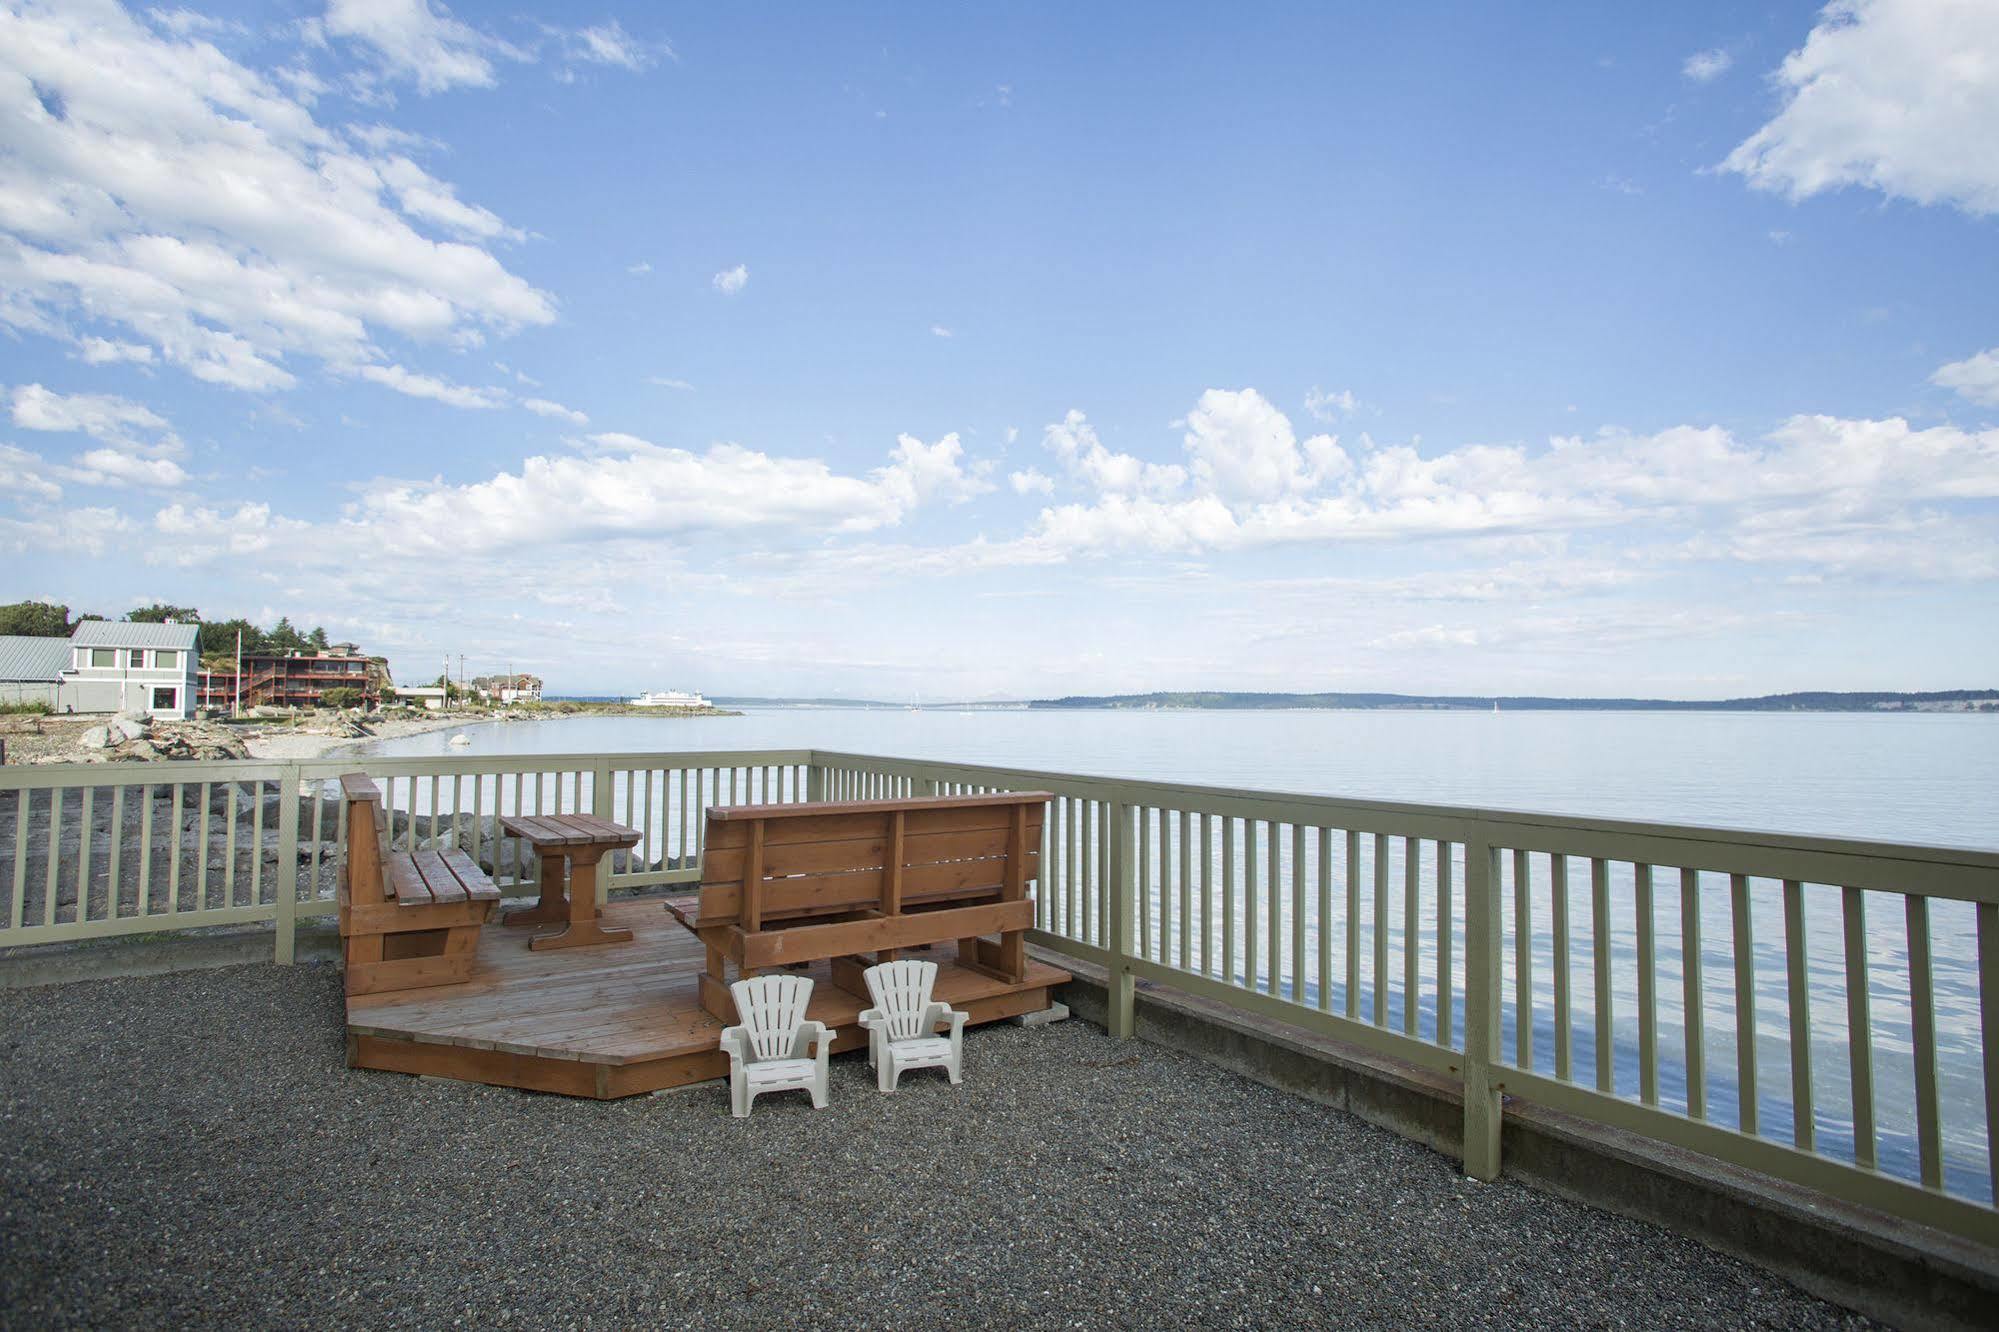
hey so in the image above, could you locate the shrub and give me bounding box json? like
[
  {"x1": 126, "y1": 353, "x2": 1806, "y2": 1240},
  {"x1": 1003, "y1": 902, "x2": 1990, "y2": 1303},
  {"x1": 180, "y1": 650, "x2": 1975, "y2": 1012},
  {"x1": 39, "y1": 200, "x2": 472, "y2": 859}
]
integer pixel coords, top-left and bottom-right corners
[
  {"x1": 0, "y1": 699, "x2": 52, "y2": 716},
  {"x1": 320, "y1": 687, "x2": 365, "y2": 710}
]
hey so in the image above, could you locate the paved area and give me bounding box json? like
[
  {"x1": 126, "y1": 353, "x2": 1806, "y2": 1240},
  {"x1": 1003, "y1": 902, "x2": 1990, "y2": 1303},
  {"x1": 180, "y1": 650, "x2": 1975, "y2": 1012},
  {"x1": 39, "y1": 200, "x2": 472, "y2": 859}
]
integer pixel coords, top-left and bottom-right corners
[{"x1": 0, "y1": 963, "x2": 1871, "y2": 1329}]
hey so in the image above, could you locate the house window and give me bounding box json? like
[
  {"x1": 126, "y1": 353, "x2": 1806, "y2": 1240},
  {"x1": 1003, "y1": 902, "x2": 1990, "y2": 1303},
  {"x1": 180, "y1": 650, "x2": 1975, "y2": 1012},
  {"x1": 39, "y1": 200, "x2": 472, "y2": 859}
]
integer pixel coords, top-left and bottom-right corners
[
  {"x1": 151, "y1": 687, "x2": 177, "y2": 711},
  {"x1": 129, "y1": 649, "x2": 144, "y2": 668},
  {"x1": 155, "y1": 650, "x2": 179, "y2": 670},
  {"x1": 91, "y1": 648, "x2": 118, "y2": 668}
]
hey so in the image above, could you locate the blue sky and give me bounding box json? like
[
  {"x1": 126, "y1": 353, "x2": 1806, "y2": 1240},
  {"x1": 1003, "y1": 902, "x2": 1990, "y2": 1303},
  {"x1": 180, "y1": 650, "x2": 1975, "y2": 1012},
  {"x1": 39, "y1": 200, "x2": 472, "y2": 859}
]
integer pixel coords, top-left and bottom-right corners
[{"x1": 2, "y1": 0, "x2": 1996, "y2": 698}]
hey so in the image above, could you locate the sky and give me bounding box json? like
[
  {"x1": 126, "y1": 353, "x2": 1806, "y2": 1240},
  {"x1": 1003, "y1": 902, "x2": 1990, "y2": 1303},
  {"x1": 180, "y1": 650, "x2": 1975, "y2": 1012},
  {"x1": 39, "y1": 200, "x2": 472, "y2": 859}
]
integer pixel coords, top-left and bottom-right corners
[{"x1": 2, "y1": 0, "x2": 1996, "y2": 700}]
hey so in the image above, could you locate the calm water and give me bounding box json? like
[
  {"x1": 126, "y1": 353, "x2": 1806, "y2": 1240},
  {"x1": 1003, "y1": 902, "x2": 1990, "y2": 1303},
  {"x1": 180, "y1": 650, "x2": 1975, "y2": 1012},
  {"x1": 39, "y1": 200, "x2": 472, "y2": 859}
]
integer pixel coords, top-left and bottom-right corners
[
  {"x1": 356, "y1": 708, "x2": 1999, "y2": 1198},
  {"x1": 356, "y1": 707, "x2": 1999, "y2": 850}
]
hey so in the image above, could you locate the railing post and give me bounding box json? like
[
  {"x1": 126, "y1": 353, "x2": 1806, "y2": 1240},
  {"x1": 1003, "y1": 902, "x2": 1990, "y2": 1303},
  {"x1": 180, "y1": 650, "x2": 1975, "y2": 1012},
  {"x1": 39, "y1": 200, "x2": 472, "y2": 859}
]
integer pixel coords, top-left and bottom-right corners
[
  {"x1": 591, "y1": 759, "x2": 614, "y2": 904},
  {"x1": 1106, "y1": 800, "x2": 1136, "y2": 1039},
  {"x1": 807, "y1": 764, "x2": 826, "y2": 803},
  {"x1": 1462, "y1": 828, "x2": 1502, "y2": 1180},
  {"x1": 274, "y1": 764, "x2": 300, "y2": 964}
]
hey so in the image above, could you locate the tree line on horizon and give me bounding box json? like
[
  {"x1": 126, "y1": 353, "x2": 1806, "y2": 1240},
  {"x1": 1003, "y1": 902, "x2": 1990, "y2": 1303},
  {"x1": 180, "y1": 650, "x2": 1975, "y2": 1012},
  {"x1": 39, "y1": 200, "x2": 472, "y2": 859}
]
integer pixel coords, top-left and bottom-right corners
[{"x1": 0, "y1": 600, "x2": 340, "y2": 664}]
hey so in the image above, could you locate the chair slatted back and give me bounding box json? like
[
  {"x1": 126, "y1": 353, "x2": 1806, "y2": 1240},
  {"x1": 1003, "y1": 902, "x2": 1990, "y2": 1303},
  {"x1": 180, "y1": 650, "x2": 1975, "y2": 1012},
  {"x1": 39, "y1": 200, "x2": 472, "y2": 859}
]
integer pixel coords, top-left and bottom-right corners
[
  {"x1": 865, "y1": 959, "x2": 938, "y2": 1041},
  {"x1": 730, "y1": 974, "x2": 815, "y2": 1061}
]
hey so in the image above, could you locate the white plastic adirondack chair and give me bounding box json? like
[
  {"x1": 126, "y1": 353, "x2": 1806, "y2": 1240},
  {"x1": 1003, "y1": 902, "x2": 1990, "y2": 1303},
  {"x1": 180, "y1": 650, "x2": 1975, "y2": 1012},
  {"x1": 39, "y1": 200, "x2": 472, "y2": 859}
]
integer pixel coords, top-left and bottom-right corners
[
  {"x1": 720, "y1": 974, "x2": 833, "y2": 1118},
  {"x1": 858, "y1": 959, "x2": 967, "y2": 1093}
]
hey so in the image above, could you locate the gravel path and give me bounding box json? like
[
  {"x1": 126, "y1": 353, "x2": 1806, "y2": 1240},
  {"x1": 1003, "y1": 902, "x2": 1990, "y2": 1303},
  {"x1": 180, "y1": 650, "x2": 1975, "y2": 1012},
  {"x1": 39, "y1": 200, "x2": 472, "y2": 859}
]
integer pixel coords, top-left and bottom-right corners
[{"x1": 0, "y1": 964, "x2": 1872, "y2": 1330}]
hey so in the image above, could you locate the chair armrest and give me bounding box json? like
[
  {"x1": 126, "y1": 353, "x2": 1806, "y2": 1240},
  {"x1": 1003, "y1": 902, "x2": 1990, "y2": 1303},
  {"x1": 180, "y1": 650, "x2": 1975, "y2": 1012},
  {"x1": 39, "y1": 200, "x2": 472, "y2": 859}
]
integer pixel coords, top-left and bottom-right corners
[
  {"x1": 922, "y1": 1002, "x2": 967, "y2": 1033},
  {"x1": 797, "y1": 1020, "x2": 835, "y2": 1056},
  {"x1": 856, "y1": 1008, "x2": 887, "y2": 1031},
  {"x1": 718, "y1": 1025, "x2": 749, "y2": 1069}
]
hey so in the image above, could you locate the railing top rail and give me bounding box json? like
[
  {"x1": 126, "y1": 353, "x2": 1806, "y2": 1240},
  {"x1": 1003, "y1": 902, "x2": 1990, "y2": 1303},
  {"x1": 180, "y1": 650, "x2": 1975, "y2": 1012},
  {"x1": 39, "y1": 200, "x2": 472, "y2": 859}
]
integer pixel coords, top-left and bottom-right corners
[
  {"x1": 710, "y1": 791, "x2": 1054, "y2": 821},
  {"x1": 809, "y1": 749, "x2": 1999, "y2": 874}
]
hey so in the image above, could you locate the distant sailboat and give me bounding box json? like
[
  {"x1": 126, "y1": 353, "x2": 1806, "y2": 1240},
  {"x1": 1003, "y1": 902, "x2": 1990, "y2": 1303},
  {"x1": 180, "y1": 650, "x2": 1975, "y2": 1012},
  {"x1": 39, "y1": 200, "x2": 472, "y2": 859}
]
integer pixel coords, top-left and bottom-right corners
[{"x1": 1492, "y1": 700, "x2": 1500, "y2": 714}]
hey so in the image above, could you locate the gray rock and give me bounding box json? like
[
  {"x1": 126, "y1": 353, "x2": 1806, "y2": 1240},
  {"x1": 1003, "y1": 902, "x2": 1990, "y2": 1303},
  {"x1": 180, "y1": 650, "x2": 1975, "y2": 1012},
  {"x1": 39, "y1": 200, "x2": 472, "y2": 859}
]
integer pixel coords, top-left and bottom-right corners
[
  {"x1": 111, "y1": 715, "x2": 149, "y2": 743},
  {"x1": 78, "y1": 725, "x2": 111, "y2": 750}
]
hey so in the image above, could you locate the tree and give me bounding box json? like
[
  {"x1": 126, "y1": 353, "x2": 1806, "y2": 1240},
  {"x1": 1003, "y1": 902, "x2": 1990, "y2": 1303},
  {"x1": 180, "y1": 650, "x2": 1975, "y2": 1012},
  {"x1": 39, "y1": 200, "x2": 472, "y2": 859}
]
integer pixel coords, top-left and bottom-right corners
[
  {"x1": 198, "y1": 618, "x2": 264, "y2": 658},
  {"x1": 307, "y1": 625, "x2": 330, "y2": 651},
  {"x1": 128, "y1": 603, "x2": 200, "y2": 624},
  {"x1": 0, "y1": 600, "x2": 74, "y2": 637},
  {"x1": 320, "y1": 686, "x2": 364, "y2": 710},
  {"x1": 265, "y1": 616, "x2": 305, "y2": 655}
]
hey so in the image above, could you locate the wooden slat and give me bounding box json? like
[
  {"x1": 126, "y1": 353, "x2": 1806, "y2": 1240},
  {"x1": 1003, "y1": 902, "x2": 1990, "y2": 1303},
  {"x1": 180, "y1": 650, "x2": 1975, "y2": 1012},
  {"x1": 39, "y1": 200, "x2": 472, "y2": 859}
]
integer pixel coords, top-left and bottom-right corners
[
  {"x1": 389, "y1": 854, "x2": 432, "y2": 906},
  {"x1": 1592, "y1": 857, "x2": 1613, "y2": 1092},
  {"x1": 1315, "y1": 827, "x2": 1333, "y2": 1012},
  {"x1": 1403, "y1": 836, "x2": 1419, "y2": 1037},
  {"x1": 1682, "y1": 867, "x2": 1705, "y2": 1120},
  {"x1": 706, "y1": 791, "x2": 1053, "y2": 823},
  {"x1": 1373, "y1": 833, "x2": 1388, "y2": 1027},
  {"x1": 1980, "y1": 902, "x2": 1999, "y2": 1207},
  {"x1": 1437, "y1": 841, "x2": 1455, "y2": 1046},
  {"x1": 1344, "y1": 829, "x2": 1361, "y2": 1020},
  {"x1": 1904, "y1": 895, "x2": 1943, "y2": 1189},
  {"x1": 1551, "y1": 852, "x2": 1570, "y2": 1081},
  {"x1": 441, "y1": 850, "x2": 500, "y2": 901},
  {"x1": 412, "y1": 850, "x2": 467, "y2": 903},
  {"x1": 1513, "y1": 847, "x2": 1532, "y2": 1068},
  {"x1": 738, "y1": 899, "x2": 1034, "y2": 969},
  {"x1": 1636, "y1": 861, "x2": 1657, "y2": 1106}
]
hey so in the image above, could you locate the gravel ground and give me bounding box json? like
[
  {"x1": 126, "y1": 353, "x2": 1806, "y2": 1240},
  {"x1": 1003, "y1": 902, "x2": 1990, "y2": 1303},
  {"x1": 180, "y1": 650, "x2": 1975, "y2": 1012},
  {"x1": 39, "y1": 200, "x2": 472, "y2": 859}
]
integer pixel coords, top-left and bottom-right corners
[{"x1": 0, "y1": 964, "x2": 1872, "y2": 1330}]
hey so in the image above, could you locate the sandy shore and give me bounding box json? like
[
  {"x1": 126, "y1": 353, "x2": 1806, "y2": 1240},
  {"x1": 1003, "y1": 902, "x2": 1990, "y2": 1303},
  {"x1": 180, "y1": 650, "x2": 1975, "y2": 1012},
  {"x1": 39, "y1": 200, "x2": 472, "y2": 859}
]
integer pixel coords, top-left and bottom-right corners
[{"x1": 242, "y1": 714, "x2": 469, "y2": 761}]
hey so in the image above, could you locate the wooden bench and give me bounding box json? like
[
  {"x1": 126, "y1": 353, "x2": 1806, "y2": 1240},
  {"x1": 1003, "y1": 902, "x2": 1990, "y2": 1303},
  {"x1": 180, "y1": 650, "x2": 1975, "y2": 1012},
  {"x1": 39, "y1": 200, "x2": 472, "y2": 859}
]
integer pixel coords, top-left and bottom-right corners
[
  {"x1": 337, "y1": 773, "x2": 501, "y2": 996},
  {"x1": 666, "y1": 791, "x2": 1050, "y2": 1021}
]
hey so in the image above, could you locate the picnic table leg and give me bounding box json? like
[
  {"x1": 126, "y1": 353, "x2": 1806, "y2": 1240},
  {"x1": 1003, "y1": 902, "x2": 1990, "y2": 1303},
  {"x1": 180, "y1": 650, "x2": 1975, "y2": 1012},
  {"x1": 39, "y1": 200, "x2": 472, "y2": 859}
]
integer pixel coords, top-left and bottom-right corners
[
  {"x1": 503, "y1": 851, "x2": 572, "y2": 927},
  {"x1": 530, "y1": 849, "x2": 633, "y2": 950}
]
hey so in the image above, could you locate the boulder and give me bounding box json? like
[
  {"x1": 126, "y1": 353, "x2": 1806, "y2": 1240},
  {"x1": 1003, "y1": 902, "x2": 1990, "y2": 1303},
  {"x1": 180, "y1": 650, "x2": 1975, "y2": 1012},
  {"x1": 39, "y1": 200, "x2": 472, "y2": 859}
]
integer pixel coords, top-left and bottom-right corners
[
  {"x1": 117, "y1": 705, "x2": 151, "y2": 723},
  {"x1": 79, "y1": 725, "x2": 112, "y2": 750},
  {"x1": 123, "y1": 739, "x2": 162, "y2": 761},
  {"x1": 111, "y1": 715, "x2": 149, "y2": 743}
]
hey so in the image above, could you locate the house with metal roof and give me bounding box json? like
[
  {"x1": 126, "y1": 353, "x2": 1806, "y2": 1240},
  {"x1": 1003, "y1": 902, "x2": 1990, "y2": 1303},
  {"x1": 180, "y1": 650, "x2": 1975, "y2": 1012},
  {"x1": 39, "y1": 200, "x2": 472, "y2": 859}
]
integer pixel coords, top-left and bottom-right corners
[
  {"x1": 63, "y1": 621, "x2": 200, "y2": 718},
  {"x1": 0, "y1": 636, "x2": 75, "y2": 710}
]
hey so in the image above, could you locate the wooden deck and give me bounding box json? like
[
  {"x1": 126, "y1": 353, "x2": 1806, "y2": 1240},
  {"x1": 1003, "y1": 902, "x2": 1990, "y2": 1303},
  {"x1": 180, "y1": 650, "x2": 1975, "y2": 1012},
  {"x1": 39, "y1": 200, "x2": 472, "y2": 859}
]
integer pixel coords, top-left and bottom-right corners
[{"x1": 344, "y1": 897, "x2": 1070, "y2": 1099}]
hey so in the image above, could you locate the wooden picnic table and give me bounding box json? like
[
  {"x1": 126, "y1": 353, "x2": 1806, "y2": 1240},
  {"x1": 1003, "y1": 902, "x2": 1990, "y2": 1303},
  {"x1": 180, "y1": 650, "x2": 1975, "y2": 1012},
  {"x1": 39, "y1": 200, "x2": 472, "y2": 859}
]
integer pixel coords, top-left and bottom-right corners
[{"x1": 499, "y1": 813, "x2": 642, "y2": 950}]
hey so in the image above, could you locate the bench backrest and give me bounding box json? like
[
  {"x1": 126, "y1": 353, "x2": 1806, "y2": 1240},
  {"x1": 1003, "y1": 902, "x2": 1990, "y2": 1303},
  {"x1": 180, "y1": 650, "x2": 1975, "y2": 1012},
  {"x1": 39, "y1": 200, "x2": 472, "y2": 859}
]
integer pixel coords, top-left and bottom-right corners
[
  {"x1": 339, "y1": 772, "x2": 393, "y2": 907},
  {"x1": 695, "y1": 792, "x2": 1049, "y2": 931}
]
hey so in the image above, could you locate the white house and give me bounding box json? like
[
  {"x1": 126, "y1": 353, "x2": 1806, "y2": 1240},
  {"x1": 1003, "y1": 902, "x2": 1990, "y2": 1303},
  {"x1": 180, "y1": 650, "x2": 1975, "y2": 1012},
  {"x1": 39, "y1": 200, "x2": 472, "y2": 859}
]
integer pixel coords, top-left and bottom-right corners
[{"x1": 60, "y1": 621, "x2": 200, "y2": 719}]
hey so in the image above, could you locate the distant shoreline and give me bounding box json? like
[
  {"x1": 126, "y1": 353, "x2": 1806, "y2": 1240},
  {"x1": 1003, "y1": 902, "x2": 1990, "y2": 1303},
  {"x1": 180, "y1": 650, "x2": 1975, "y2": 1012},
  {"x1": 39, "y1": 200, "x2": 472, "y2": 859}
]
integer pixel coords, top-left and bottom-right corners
[{"x1": 707, "y1": 689, "x2": 1999, "y2": 715}]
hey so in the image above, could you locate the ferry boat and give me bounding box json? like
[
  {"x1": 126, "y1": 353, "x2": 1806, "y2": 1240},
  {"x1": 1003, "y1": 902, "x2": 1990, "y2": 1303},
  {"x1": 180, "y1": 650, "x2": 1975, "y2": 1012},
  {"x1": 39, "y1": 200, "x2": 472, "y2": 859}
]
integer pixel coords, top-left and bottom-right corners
[{"x1": 631, "y1": 689, "x2": 710, "y2": 708}]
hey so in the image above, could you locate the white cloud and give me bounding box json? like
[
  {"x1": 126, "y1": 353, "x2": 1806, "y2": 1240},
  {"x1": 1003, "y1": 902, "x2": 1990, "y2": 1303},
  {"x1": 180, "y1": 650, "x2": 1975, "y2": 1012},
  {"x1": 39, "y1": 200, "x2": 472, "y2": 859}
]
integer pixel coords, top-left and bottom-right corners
[
  {"x1": 1370, "y1": 625, "x2": 1481, "y2": 650},
  {"x1": 1304, "y1": 385, "x2": 1356, "y2": 421},
  {"x1": 63, "y1": 447, "x2": 187, "y2": 489},
  {"x1": 1182, "y1": 387, "x2": 1343, "y2": 503},
  {"x1": 871, "y1": 433, "x2": 992, "y2": 509},
  {"x1": 77, "y1": 336, "x2": 156, "y2": 365},
  {"x1": 522, "y1": 396, "x2": 588, "y2": 424},
  {"x1": 9, "y1": 383, "x2": 180, "y2": 453},
  {"x1": 1721, "y1": 0, "x2": 1999, "y2": 215},
  {"x1": 1043, "y1": 409, "x2": 1187, "y2": 498},
  {"x1": 356, "y1": 363, "x2": 509, "y2": 409},
  {"x1": 0, "y1": 2, "x2": 554, "y2": 393},
  {"x1": 712, "y1": 264, "x2": 748, "y2": 295},
  {"x1": 0, "y1": 443, "x2": 63, "y2": 501},
  {"x1": 563, "y1": 21, "x2": 664, "y2": 71},
  {"x1": 648, "y1": 375, "x2": 695, "y2": 391},
  {"x1": 1933, "y1": 348, "x2": 1999, "y2": 406},
  {"x1": 627, "y1": 260, "x2": 652, "y2": 274},
  {"x1": 1683, "y1": 47, "x2": 1734, "y2": 82},
  {"x1": 151, "y1": 500, "x2": 307, "y2": 565},
  {"x1": 1009, "y1": 468, "x2": 1054, "y2": 495},
  {"x1": 0, "y1": 504, "x2": 131, "y2": 557},
  {"x1": 930, "y1": 325, "x2": 953, "y2": 338},
  {"x1": 312, "y1": 0, "x2": 523, "y2": 95}
]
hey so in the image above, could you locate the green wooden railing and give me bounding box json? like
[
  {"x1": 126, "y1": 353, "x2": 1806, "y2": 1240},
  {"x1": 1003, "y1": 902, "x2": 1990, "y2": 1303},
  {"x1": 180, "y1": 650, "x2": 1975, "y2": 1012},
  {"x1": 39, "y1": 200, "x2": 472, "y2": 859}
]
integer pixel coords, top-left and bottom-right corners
[{"x1": 3, "y1": 747, "x2": 1995, "y2": 1249}]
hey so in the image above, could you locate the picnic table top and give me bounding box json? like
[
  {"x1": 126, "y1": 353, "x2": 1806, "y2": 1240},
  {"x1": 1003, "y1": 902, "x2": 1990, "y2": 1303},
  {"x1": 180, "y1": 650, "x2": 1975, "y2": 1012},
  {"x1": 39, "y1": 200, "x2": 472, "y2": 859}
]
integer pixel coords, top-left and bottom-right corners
[{"x1": 499, "y1": 812, "x2": 642, "y2": 848}]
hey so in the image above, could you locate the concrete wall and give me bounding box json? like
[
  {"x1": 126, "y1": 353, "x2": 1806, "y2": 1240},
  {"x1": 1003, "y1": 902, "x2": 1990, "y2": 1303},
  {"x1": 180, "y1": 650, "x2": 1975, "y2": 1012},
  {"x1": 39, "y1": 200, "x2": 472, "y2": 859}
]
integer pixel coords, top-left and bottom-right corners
[
  {"x1": 55, "y1": 661, "x2": 198, "y2": 718},
  {"x1": 0, "y1": 681, "x2": 58, "y2": 708}
]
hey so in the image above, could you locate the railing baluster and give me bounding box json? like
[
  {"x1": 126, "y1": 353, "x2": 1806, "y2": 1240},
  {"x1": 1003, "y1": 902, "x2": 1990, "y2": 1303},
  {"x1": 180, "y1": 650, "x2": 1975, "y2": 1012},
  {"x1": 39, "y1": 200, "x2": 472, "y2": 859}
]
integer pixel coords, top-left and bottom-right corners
[
  {"x1": 1373, "y1": 832, "x2": 1389, "y2": 1026},
  {"x1": 78, "y1": 786, "x2": 94, "y2": 923},
  {"x1": 43, "y1": 786, "x2": 61, "y2": 926},
  {"x1": 1345, "y1": 829, "x2": 1361, "y2": 1020},
  {"x1": 1138, "y1": 807, "x2": 1153, "y2": 962},
  {"x1": 1551, "y1": 853, "x2": 1570, "y2": 1081},
  {"x1": 11, "y1": 790, "x2": 29, "y2": 930},
  {"x1": 1682, "y1": 867, "x2": 1705, "y2": 1120},
  {"x1": 309, "y1": 781, "x2": 326, "y2": 905},
  {"x1": 250, "y1": 777, "x2": 265, "y2": 907},
  {"x1": 1730, "y1": 873, "x2": 1758, "y2": 1136},
  {"x1": 1200, "y1": 813, "x2": 1215, "y2": 977},
  {"x1": 1158, "y1": 809, "x2": 1175, "y2": 967},
  {"x1": 1223, "y1": 816, "x2": 1238, "y2": 986},
  {"x1": 1513, "y1": 848, "x2": 1532, "y2": 1068},
  {"x1": 1784, "y1": 878, "x2": 1815, "y2": 1151},
  {"x1": 168, "y1": 784, "x2": 183, "y2": 913},
  {"x1": 1316, "y1": 827, "x2": 1333, "y2": 1012},
  {"x1": 1844, "y1": 887, "x2": 1876, "y2": 1170},
  {"x1": 1245, "y1": 817, "x2": 1260, "y2": 992},
  {"x1": 1292, "y1": 823, "x2": 1307, "y2": 1004},
  {"x1": 1592, "y1": 857, "x2": 1613, "y2": 1092},
  {"x1": 1904, "y1": 895, "x2": 1942, "y2": 1190},
  {"x1": 1437, "y1": 840, "x2": 1455, "y2": 1047},
  {"x1": 1636, "y1": 861, "x2": 1658, "y2": 1105},
  {"x1": 107, "y1": 784, "x2": 124, "y2": 921},
  {"x1": 1403, "y1": 836, "x2": 1420, "y2": 1037},
  {"x1": 1265, "y1": 821, "x2": 1282, "y2": 996},
  {"x1": 1979, "y1": 902, "x2": 1999, "y2": 1207},
  {"x1": 1167, "y1": 804, "x2": 1183, "y2": 972}
]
